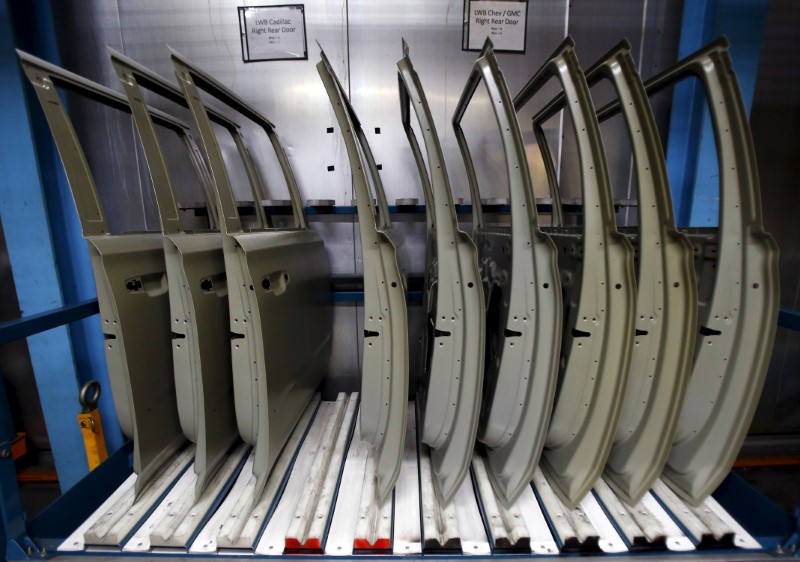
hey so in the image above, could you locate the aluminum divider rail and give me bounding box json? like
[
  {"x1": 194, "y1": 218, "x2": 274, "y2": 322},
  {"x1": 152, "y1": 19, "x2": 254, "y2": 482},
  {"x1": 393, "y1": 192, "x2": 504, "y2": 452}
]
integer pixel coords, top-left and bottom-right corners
[
  {"x1": 325, "y1": 414, "x2": 372, "y2": 554},
  {"x1": 399, "y1": 40, "x2": 485, "y2": 505},
  {"x1": 109, "y1": 49, "x2": 243, "y2": 501},
  {"x1": 170, "y1": 48, "x2": 333, "y2": 506},
  {"x1": 393, "y1": 403, "x2": 423, "y2": 555},
  {"x1": 325, "y1": 411, "x2": 393, "y2": 554},
  {"x1": 592, "y1": 478, "x2": 667, "y2": 549},
  {"x1": 190, "y1": 396, "x2": 320, "y2": 552},
  {"x1": 121, "y1": 443, "x2": 249, "y2": 551},
  {"x1": 254, "y1": 393, "x2": 357, "y2": 553},
  {"x1": 596, "y1": 37, "x2": 780, "y2": 505},
  {"x1": 64, "y1": 447, "x2": 194, "y2": 549},
  {"x1": 512, "y1": 36, "x2": 637, "y2": 508},
  {"x1": 531, "y1": 40, "x2": 698, "y2": 504},
  {"x1": 451, "y1": 38, "x2": 561, "y2": 507},
  {"x1": 17, "y1": 50, "x2": 189, "y2": 499},
  {"x1": 316, "y1": 45, "x2": 408, "y2": 505},
  {"x1": 650, "y1": 478, "x2": 741, "y2": 548},
  {"x1": 284, "y1": 393, "x2": 357, "y2": 551}
]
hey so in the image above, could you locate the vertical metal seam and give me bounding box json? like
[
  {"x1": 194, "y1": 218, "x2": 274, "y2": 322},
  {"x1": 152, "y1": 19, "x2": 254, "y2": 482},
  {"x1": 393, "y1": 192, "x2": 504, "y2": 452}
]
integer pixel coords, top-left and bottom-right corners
[
  {"x1": 624, "y1": 0, "x2": 651, "y2": 226},
  {"x1": 112, "y1": 0, "x2": 149, "y2": 231},
  {"x1": 343, "y1": 0, "x2": 361, "y2": 372},
  {"x1": 555, "y1": 0, "x2": 571, "y2": 187}
]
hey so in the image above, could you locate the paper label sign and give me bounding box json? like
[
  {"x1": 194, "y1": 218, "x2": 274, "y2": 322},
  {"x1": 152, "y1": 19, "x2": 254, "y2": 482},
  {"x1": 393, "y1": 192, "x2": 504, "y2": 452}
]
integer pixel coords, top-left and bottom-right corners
[
  {"x1": 462, "y1": 0, "x2": 528, "y2": 53},
  {"x1": 239, "y1": 5, "x2": 307, "y2": 62}
]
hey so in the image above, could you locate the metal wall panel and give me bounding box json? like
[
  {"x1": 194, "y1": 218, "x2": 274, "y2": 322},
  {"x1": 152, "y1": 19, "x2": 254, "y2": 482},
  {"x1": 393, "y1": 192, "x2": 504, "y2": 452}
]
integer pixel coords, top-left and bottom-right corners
[{"x1": 348, "y1": 0, "x2": 568, "y2": 207}]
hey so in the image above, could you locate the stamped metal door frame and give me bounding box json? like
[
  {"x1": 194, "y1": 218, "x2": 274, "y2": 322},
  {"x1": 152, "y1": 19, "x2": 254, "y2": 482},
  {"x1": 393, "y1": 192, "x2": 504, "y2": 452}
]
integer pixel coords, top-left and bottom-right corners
[
  {"x1": 450, "y1": 39, "x2": 561, "y2": 507},
  {"x1": 596, "y1": 37, "x2": 780, "y2": 504},
  {"x1": 398, "y1": 40, "x2": 485, "y2": 505},
  {"x1": 171, "y1": 49, "x2": 333, "y2": 504},
  {"x1": 531, "y1": 40, "x2": 699, "y2": 505},
  {"x1": 18, "y1": 50, "x2": 187, "y2": 497},
  {"x1": 316, "y1": 46, "x2": 408, "y2": 504},
  {"x1": 109, "y1": 49, "x2": 243, "y2": 498},
  {"x1": 512, "y1": 37, "x2": 637, "y2": 508}
]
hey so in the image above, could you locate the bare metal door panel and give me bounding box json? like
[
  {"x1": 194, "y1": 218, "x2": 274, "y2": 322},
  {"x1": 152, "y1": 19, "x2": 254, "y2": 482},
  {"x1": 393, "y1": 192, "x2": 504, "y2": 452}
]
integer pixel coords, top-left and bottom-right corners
[
  {"x1": 18, "y1": 50, "x2": 188, "y2": 496},
  {"x1": 398, "y1": 42, "x2": 485, "y2": 505},
  {"x1": 109, "y1": 50, "x2": 240, "y2": 497},
  {"x1": 162, "y1": 233, "x2": 236, "y2": 496},
  {"x1": 88, "y1": 236, "x2": 186, "y2": 493},
  {"x1": 171, "y1": 49, "x2": 332, "y2": 503},
  {"x1": 513, "y1": 37, "x2": 636, "y2": 508},
  {"x1": 317, "y1": 46, "x2": 408, "y2": 504},
  {"x1": 587, "y1": 45, "x2": 697, "y2": 505},
  {"x1": 532, "y1": 41, "x2": 698, "y2": 505},
  {"x1": 451, "y1": 40, "x2": 561, "y2": 507},
  {"x1": 596, "y1": 38, "x2": 780, "y2": 504}
]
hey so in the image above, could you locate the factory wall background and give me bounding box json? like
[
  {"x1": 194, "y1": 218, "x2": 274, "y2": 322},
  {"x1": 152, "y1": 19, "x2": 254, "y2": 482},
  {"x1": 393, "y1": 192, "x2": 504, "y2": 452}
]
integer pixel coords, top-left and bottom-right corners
[{"x1": 1, "y1": 0, "x2": 797, "y2": 451}]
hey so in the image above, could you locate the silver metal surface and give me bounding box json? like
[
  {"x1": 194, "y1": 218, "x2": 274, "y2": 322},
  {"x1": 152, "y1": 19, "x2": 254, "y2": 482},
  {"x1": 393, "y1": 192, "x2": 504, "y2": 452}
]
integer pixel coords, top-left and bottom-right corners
[
  {"x1": 172, "y1": 49, "x2": 333, "y2": 505},
  {"x1": 18, "y1": 50, "x2": 187, "y2": 496},
  {"x1": 399, "y1": 42, "x2": 485, "y2": 506},
  {"x1": 597, "y1": 38, "x2": 780, "y2": 505},
  {"x1": 347, "y1": 0, "x2": 567, "y2": 208},
  {"x1": 317, "y1": 47, "x2": 408, "y2": 504},
  {"x1": 514, "y1": 38, "x2": 636, "y2": 508},
  {"x1": 452, "y1": 40, "x2": 561, "y2": 507}
]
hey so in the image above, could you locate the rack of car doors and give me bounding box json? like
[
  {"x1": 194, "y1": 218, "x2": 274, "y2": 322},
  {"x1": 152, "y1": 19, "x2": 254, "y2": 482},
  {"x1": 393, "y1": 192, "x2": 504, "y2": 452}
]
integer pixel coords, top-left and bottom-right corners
[{"x1": 10, "y1": 30, "x2": 782, "y2": 560}]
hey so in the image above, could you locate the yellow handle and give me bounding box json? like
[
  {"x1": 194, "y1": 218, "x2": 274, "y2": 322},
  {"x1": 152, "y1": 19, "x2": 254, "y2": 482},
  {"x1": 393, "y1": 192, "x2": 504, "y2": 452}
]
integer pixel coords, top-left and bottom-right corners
[
  {"x1": 78, "y1": 409, "x2": 108, "y2": 470},
  {"x1": 78, "y1": 381, "x2": 109, "y2": 470}
]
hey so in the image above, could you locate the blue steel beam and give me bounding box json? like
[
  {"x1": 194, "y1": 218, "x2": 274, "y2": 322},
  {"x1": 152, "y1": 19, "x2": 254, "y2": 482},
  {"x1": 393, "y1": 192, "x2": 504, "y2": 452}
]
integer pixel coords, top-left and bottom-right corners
[
  {"x1": 0, "y1": 300, "x2": 98, "y2": 347},
  {"x1": 778, "y1": 308, "x2": 800, "y2": 332},
  {"x1": 0, "y1": 0, "x2": 88, "y2": 490},
  {"x1": 0, "y1": 365, "x2": 29, "y2": 559},
  {"x1": 9, "y1": 0, "x2": 124, "y2": 455},
  {"x1": 664, "y1": 0, "x2": 718, "y2": 226}
]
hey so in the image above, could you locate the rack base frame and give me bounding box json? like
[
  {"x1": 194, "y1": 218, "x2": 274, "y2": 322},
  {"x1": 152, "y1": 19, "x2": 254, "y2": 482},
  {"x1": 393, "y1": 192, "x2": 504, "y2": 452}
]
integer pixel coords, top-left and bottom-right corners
[{"x1": 5, "y1": 397, "x2": 793, "y2": 561}]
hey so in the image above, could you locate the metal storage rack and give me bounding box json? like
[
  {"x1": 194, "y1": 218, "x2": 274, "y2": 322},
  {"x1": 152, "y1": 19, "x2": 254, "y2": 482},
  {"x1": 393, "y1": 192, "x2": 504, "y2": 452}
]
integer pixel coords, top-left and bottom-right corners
[
  {"x1": 0, "y1": 2, "x2": 795, "y2": 559},
  {"x1": 0, "y1": 367, "x2": 792, "y2": 559}
]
